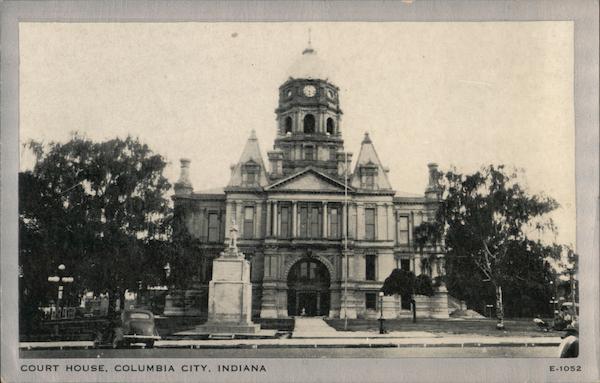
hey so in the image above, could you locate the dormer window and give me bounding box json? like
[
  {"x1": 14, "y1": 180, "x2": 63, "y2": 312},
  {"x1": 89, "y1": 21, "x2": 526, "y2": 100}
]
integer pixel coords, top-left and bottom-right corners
[
  {"x1": 242, "y1": 160, "x2": 260, "y2": 186},
  {"x1": 366, "y1": 172, "x2": 375, "y2": 189},
  {"x1": 360, "y1": 162, "x2": 378, "y2": 189}
]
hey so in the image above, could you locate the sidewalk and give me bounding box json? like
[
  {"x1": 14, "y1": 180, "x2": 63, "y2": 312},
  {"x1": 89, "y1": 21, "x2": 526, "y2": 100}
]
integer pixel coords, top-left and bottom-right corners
[
  {"x1": 19, "y1": 318, "x2": 562, "y2": 350},
  {"x1": 20, "y1": 334, "x2": 561, "y2": 350}
]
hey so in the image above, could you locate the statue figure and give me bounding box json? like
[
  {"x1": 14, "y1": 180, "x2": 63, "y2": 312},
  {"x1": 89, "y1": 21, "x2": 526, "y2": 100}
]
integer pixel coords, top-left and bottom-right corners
[{"x1": 229, "y1": 219, "x2": 239, "y2": 250}]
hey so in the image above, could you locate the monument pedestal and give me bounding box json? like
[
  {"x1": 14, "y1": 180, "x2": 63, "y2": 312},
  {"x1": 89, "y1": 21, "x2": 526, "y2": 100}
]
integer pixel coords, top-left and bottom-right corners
[{"x1": 194, "y1": 231, "x2": 260, "y2": 334}]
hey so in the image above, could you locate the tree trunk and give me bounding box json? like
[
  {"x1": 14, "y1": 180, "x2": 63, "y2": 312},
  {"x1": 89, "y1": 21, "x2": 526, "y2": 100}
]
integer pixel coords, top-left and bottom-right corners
[{"x1": 495, "y1": 284, "x2": 505, "y2": 329}]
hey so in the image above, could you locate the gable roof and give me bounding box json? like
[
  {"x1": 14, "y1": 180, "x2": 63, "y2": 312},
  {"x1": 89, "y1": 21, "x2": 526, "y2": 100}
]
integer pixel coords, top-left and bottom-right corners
[
  {"x1": 227, "y1": 130, "x2": 269, "y2": 187},
  {"x1": 350, "y1": 132, "x2": 393, "y2": 190},
  {"x1": 265, "y1": 167, "x2": 353, "y2": 193}
]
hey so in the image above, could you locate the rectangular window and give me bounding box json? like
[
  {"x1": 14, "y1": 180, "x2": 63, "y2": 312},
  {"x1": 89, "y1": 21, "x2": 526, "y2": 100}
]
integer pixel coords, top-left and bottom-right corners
[
  {"x1": 365, "y1": 173, "x2": 375, "y2": 189},
  {"x1": 398, "y1": 216, "x2": 409, "y2": 245},
  {"x1": 365, "y1": 293, "x2": 377, "y2": 310},
  {"x1": 243, "y1": 207, "x2": 254, "y2": 239},
  {"x1": 401, "y1": 259, "x2": 411, "y2": 271},
  {"x1": 365, "y1": 207, "x2": 376, "y2": 240},
  {"x1": 207, "y1": 213, "x2": 220, "y2": 243},
  {"x1": 304, "y1": 146, "x2": 314, "y2": 161},
  {"x1": 329, "y1": 207, "x2": 340, "y2": 239},
  {"x1": 310, "y1": 206, "x2": 320, "y2": 238},
  {"x1": 299, "y1": 206, "x2": 308, "y2": 238},
  {"x1": 365, "y1": 254, "x2": 376, "y2": 281},
  {"x1": 280, "y1": 206, "x2": 290, "y2": 238}
]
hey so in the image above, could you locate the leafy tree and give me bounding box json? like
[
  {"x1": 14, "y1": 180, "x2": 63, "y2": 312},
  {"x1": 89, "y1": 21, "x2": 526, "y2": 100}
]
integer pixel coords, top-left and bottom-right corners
[
  {"x1": 381, "y1": 269, "x2": 415, "y2": 297},
  {"x1": 433, "y1": 165, "x2": 560, "y2": 327},
  {"x1": 414, "y1": 274, "x2": 435, "y2": 297},
  {"x1": 381, "y1": 269, "x2": 434, "y2": 322},
  {"x1": 19, "y1": 134, "x2": 171, "y2": 315}
]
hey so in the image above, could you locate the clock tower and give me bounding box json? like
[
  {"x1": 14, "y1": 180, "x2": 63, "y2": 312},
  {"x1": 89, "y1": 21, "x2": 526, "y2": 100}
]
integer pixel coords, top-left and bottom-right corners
[{"x1": 268, "y1": 45, "x2": 351, "y2": 180}]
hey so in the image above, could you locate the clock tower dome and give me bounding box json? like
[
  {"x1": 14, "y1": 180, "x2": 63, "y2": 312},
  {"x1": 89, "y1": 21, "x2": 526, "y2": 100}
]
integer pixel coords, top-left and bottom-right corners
[{"x1": 268, "y1": 44, "x2": 350, "y2": 180}]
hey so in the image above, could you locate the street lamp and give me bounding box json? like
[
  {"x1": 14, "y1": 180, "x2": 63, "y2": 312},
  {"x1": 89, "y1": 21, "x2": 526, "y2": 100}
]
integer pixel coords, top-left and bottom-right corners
[
  {"x1": 549, "y1": 280, "x2": 558, "y2": 324},
  {"x1": 163, "y1": 263, "x2": 171, "y2": 287},
  {"x1": 378, "y1": 291, "x2": 386, "y2": 334},
  {"x1": 47, "y1": 264, "x2": 74, "y2": 321}
]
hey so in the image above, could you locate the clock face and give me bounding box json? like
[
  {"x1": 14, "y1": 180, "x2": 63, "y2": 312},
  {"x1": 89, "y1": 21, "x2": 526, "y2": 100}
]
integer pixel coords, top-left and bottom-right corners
[{"x1": 303, "y1": 85, "x2": 317, "y2": 97}]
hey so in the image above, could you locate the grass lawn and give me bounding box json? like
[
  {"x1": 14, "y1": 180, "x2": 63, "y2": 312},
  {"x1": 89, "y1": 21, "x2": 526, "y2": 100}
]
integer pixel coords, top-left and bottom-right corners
[{"x1": 325, "y1": 318, "x2": 560, "y2": 337}]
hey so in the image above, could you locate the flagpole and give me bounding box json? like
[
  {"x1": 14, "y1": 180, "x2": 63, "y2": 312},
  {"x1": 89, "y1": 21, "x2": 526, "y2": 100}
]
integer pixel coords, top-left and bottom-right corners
[{"x1": 344, "y1": 149, "x2": 348, "y2": 331}]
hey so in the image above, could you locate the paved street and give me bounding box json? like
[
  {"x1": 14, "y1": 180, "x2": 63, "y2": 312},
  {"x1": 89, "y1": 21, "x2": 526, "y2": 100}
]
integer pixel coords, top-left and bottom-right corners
[{"x1": 21, "y1": 345, "x2": 557, "y2": 358}]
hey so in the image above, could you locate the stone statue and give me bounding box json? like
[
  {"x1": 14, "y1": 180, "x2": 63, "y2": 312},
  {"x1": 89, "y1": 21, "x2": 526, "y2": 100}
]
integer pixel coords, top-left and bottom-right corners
[{"x1": 229, "y1": 219, "x2": 239, "y2": 250}]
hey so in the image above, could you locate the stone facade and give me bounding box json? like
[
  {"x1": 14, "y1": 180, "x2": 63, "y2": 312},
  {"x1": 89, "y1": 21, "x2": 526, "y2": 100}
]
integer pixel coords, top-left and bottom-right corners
[{"x1": 172, "y1": 45, "x2": 449, "y2": 319}]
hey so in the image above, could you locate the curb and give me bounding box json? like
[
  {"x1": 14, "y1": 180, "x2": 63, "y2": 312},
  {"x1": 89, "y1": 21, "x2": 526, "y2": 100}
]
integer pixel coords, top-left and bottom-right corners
[{"x1": 20, "y1": 341, "x2": 560, "y2": 351}]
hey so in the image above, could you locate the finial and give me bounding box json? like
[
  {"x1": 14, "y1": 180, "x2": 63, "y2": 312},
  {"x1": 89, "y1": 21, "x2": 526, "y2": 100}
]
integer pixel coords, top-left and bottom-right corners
[
  {"x1": 302, "y1": 28, "x2": 315, "y2": 55},
  {"x1": 362, "y1": 132, "x2": 372, "y2": 144},
  {"x1": 249, "y1": 129, "x2": 257, "y2": 140}
]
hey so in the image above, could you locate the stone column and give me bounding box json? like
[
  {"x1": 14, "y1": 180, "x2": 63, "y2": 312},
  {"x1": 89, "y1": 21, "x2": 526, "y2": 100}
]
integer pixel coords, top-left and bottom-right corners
[
  {"x1": 377, "y1": 203, "x2": 385, "y2": 241},
  {"x1": 387, "y1": 203, "x2": 394, "y2": 242},
  {"x1": 408, "y1": 211, "x2": 413, "y2": 246},
  {"x1": 322, "y1": 201, "x2": 328, "y2": 238},
  {"x1": 273, "y1": 200, "x2": 278, "y2": 237},
  {"x1": 292, "y1": 201, "x2": 298, "y2": 238},
  {"x1": 356, "y1": 203, "x2": 365, "y2": 240},
  {"x1": 348, "y1": 202, "x2": 356, "y2": 240},
  {"x1": 266, "y1": 200, "x2": 272, "y2": 237},
  {"x1": 414, "y1": 254, "x2": 422, "y2": 275},
  {"x1": 255, "y1": 201, "x2": 262, "y2": 238}
]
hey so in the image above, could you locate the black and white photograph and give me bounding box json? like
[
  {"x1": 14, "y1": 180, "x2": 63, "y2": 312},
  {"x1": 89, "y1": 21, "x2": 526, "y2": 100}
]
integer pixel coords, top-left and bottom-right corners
[{"x1": 1, "y1": 1, "x2": 598, "y2": 383}]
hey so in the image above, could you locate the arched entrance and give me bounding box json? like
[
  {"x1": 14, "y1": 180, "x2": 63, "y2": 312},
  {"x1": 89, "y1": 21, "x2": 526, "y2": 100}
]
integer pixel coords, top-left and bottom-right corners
[{"x1": 287, "y1": 258, "x2": 330, "y2": 316}]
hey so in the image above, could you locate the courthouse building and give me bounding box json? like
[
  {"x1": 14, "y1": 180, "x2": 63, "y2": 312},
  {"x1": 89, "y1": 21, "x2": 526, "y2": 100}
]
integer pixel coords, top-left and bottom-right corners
[{"x1": 172, "y1": 44, "x2": 450, "y2": 319}]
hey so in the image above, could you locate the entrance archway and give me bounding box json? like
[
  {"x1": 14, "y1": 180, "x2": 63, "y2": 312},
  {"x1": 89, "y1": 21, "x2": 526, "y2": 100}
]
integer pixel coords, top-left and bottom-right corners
[{"x1": 287, "y1": 258, "x2": 330, "y2": 316}]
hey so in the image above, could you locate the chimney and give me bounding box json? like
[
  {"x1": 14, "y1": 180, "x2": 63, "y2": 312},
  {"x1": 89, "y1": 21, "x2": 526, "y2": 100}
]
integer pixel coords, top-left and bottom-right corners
[
  {"x1": 425, "y1": 162, "x2": 440, "y2": 200},
  {"x1": 174, "y1": 158, "x2": 193, "y2": 196}
]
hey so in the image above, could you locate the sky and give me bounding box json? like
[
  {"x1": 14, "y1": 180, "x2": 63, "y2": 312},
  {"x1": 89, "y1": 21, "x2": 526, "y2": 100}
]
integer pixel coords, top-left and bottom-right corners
[{"x1": 19, "y1": 22, "x2": 575, "y2": 247}]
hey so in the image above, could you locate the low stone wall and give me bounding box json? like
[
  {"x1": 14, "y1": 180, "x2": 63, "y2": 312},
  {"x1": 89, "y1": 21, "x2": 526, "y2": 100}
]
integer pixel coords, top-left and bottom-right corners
[{"x1": 414, "y1": 291, "x2": 449, "y2": 319}]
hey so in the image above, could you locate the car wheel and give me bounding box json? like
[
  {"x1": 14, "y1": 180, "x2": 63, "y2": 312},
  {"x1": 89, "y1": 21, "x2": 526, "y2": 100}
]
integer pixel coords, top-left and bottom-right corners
[{"x1": 145, "y1": 341, "x2": 154, "y2": 349}]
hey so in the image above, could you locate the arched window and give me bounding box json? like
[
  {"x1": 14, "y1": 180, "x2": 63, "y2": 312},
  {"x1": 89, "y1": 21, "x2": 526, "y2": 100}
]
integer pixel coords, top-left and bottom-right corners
[
  {"x1": 303, "y1": 114, "x2": 315, "y2": 134},
  {"x1": 326, "y1": 118, "x2": 335, "y2": 135},
  {"x1": 284, "y1": 116, "x2": 292, "y2": 134}
]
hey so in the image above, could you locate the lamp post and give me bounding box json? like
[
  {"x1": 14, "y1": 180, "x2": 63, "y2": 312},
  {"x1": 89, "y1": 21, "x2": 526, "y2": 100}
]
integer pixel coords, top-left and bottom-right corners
[
  {"x1": 163, "y1": 262, "x2": 171, "y2": 287},
  {"x1": 549, "y1": 280, "x2": 558, "y2": 324},
  {"x1": 47, "y1": 264, "x2": 74, "y2": 319},
  {"x1": 378, "y1": 291, "x2": 386, "y2": 334}
]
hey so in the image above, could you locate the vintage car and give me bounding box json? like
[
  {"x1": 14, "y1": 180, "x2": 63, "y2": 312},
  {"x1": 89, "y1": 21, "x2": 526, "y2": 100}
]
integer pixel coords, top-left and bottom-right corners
[{"x1": 94, "y1": 309, "x2": 161, "y2": 348}]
